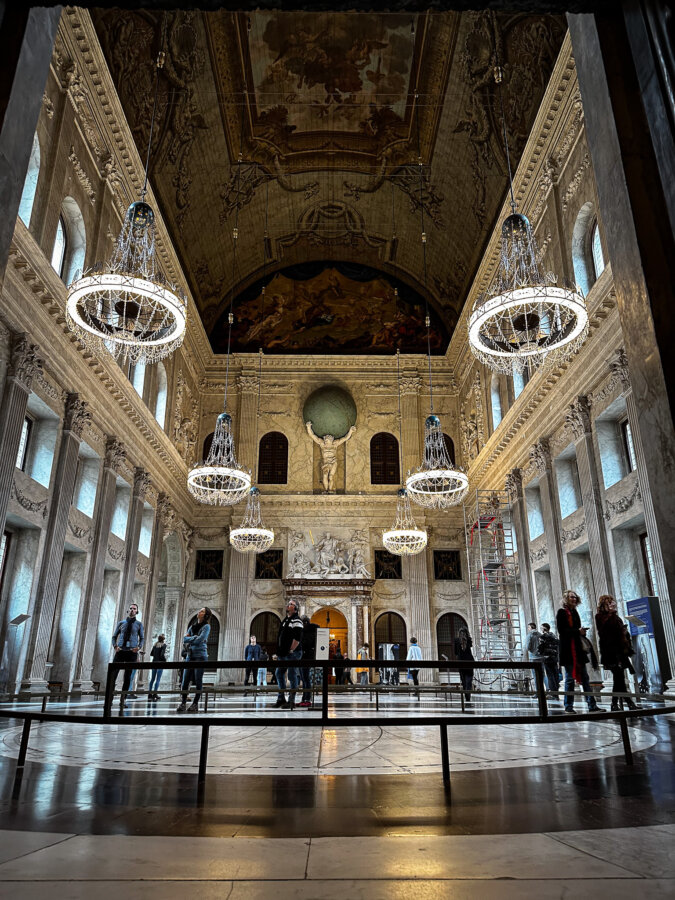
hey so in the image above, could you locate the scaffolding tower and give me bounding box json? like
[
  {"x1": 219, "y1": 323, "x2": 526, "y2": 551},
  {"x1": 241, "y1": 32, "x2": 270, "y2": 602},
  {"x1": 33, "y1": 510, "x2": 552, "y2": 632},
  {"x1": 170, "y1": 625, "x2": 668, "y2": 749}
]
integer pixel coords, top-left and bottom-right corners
[{"x1": 464, "y1": 490, "x2": 522, "y2": 688}]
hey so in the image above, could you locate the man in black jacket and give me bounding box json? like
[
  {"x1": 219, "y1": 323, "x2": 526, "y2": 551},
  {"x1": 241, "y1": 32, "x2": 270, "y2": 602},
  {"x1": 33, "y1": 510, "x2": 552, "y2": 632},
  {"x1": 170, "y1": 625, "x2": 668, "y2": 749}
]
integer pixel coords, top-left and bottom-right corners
[
  {"x1": 539, "y1": 623, "x2": 560, "y2": 696},
  {"x1": 275, "y1": 599, "x2": 303, "y2": 709},
  {"x1": 244, "y1": 635, "x2": 262, "y2": 686},
  {"x1": 298, "y1": 615, "x2": 318, "y2": 707}
]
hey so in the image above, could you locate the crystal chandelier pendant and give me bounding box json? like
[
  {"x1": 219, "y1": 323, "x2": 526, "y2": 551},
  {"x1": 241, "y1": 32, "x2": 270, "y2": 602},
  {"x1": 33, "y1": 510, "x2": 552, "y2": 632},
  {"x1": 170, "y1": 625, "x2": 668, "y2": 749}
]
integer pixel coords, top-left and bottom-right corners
[
  {"x1": 406, "y1": 414, "x2": 469, "y2": 509},
  {"x1": 187, "y1": 411, "x2": 251, "y2": 506},
  {"x1": 383, "y1": 488, "x2": 428, "y2": 556},
  {"x1": 230, "y1": 486, "x2": 275, "y2": 553},
  {"x1": 468, "y1": 213, "x2": 588, "y2": 375},
  {"x1": 66, "y1": 206, "x2": 187, "y2": 366}
]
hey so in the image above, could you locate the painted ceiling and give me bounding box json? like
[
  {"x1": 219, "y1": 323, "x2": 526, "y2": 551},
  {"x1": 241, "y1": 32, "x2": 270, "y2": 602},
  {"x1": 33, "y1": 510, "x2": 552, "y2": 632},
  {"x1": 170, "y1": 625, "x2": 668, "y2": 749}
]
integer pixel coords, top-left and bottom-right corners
[{"x1": 92, "y1": 9, "x2": 565, "y2": 355}]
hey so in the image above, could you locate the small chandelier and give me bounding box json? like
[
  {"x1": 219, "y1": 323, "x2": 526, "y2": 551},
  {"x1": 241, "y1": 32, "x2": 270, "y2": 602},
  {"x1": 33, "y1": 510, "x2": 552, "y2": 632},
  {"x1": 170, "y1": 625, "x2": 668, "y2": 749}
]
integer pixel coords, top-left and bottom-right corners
[
  {"x1": 230, "y1": 486, "x2": 274, "y2": 553},
  {"x1": 467, "y1": 62, "x2": 587, "y2": 374},
  {"x1": 468, "y1": 212, "x2": 587, "y2": 374},
  {"x1": 187, "y1": 411, "x2": 250, "y2": 506},
  {"x1": 66, "y1": 50, "x2": 187, "y2": 364},
  {"x1": 383, "y1": 488, "x2": 428, "y2": 556},
  {"x1": 406, "y1": 414, "x2": 469, "y2": 508}
]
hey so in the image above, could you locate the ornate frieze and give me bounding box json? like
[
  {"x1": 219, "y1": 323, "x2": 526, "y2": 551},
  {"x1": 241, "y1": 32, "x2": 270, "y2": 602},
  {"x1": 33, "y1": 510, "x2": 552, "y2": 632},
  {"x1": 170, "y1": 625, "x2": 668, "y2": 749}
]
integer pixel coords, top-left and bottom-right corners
[
  {"x1": 68, "y1": 147, "x2": 96, "y2": 206},
  {"x1": 561, "y1": 152, "x2": 591, "y2": 212},
  {"x1": 529, "y1": 545, "x2": 548, "y2": 564},
  {"x1": 107, "y1": 544, "x2": 125, "y2": 561},
  {"x1": 11, "y1": 483, "x2": 48, "y2": 519},
  {"x1": 64, "y1": 393, "x2": 91, "y2": 437},
  {"x1": 553, "y1": 90, "x2": 584, "y2": 167},
  {"x1": 561, "y1": 520, "x2": 586, "y2": 544},
  {"x1": 565, "y1": 395, "x2": 592, "y2": 440},
  {"x1": 8, "y1": 334, "x2": 42, "y2": 389},
  {"x1": 604, "y1": 481, "x2": 642, "y2": 520},
  {"x1": 68, "y1": 518, "x2": 92, "y2": 544},
  {"x1": 42, "y1": 91, "x2": 55, "y2": 119},
  {"x1": 530, "y1": 438, "x2": 552, "y2": 475}
]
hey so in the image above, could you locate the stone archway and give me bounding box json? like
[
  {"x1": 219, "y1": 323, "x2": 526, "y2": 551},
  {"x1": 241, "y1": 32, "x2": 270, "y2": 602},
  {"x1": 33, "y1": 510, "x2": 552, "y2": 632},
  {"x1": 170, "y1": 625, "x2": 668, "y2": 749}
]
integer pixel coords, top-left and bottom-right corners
[{"x1": 311, "y1": 607, "x2": 348, "y2": 658}]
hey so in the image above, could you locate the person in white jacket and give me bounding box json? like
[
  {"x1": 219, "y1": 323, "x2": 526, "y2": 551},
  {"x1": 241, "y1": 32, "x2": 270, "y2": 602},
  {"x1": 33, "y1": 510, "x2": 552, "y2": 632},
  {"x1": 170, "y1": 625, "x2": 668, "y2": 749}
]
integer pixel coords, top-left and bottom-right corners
[{"x1": 406, "y1": 637, "x2": 423, "y2": 698}]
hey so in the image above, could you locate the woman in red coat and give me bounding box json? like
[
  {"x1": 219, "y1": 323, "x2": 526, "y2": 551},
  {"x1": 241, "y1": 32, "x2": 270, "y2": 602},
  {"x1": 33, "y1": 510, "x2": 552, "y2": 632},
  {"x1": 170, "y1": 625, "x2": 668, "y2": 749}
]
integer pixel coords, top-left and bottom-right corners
[{"x1": 595, "y1": 594, "x2": 637, "y2": 711}]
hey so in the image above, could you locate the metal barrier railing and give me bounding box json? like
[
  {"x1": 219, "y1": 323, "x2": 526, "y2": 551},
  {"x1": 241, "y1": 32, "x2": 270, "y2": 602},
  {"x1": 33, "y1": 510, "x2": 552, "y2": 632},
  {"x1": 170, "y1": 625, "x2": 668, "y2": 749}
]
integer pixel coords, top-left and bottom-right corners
[{"x1": 1, "y1": 658, "x2": 673, "y2": 797}]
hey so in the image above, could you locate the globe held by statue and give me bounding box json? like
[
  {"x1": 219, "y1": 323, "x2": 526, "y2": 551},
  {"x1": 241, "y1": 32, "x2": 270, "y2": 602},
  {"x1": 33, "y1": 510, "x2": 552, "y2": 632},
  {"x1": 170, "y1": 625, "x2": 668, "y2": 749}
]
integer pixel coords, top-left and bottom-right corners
[{"x1": 303, "y1": 385, "x2": 357, "y2": 438}]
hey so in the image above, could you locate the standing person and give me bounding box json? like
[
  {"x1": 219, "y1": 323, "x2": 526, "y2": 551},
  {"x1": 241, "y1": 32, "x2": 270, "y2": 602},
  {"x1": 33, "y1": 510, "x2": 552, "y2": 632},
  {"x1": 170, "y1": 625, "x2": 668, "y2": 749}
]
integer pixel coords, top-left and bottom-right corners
[
  {"x1": 454, "y1": 626, "x2": 474, "y2": 704},
  {"x1": 343, "y1": 656, "x2": 353, "y2": 685},
  {"x1": 257, "y1": 646, "x2": 269, "y2": 687},
  {"x1": 595, "y1": 594, "x2": 638, "y2": 711},
  {"x1": 244, "y1": 635, "x2": 262, "y2": 686},
  {"x1": 526, "y1": 622, "x2": 544, "y2": 661},
  {"x1": 539, "y1": 623, "x2": 560, "y2": 696},
  {"x1": 356, "y1": 642, "x2": 370, "y2": 686},
  {"x1": 299, "y1": 614, "x2": 318, "y2": 708},
  {"x1": 111, "y1": 603, "x2": 144, "y2": 707},
  {"x1": 580, "y1": 627, "x2": 605, "y2": 704},
  {"x1": 274, "y1": 599, "x2": 303, "y2": 709},
  {"x1": 176, "y1": 607, "x2": 211, "y2": 714},
  {"x1": 556, "y1": 590, "x2": 600, "y2": 713},
  {"x1": 148, "y1": 634, "x2": 167, "y2": 701},
  {"x1": 406, "y1": 637, "x2": 422, "y2": 698},
  {"x1": 334, "y1": 647, "x2": 344, "y2": 685}
]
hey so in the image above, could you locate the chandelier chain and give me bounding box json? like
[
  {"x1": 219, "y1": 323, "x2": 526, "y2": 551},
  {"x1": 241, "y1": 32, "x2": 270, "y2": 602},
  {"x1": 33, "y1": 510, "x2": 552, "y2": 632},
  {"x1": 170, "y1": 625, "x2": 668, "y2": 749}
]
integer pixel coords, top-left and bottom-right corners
[{"x1": 141, "y1": 30, "x2": 165, "y2": 202}]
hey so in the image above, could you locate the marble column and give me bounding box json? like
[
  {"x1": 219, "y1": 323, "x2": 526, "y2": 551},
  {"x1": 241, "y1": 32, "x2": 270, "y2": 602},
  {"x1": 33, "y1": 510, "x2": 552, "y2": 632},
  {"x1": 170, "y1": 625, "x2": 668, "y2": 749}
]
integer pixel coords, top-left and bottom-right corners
[
  {"x1": 565, "y1": 395, "x2": 615, "y2": 609},
  {"x1": 21, "y1": 394, "x2": 90, "y2": 690},
  {"x1": 353, "y1": 598, "x2": 364, "y2": 652},
  {"x1": 399, "y1": 373, "x2": 422, "y2": 479},
  {"x1": 530, "y1": 439, "x2": 566, "y2": 603},
  {"x1": 0, "y1": 8, "x2": 61, "y2": 287},
  {"x1": 223, "y1": 549, "x2": 250, "y2": 684},
  {"x1": 404, "y1": 552, "x2": 434, "y2": 683},
  {"x1": 116, "y1": 468, "x2": 151, "y2": 626},
  {"x1": 165, "y1": 585, "x2": 185, "y2": 664},
  {"x1": 0, "y1": 334, "x2": 42, "y2": 536},
  {"x1": 505, "y1": 468, "x2": 536, "y2": 624},
  {"x1": 236, "y1": 372, "x2": 260, "y2": 475},
  {"x1": 568, "y1": 11, "x2": 675, "y2": 626},
  {"x1": 142, "y1": 493, "x2": 170, "y2": 644},
  {"x1": 610, "y1": 350, "x2": 675, "y2": 687},
  {"x1": 72, "y1": 437, "x2": 126, "y2": 691}
]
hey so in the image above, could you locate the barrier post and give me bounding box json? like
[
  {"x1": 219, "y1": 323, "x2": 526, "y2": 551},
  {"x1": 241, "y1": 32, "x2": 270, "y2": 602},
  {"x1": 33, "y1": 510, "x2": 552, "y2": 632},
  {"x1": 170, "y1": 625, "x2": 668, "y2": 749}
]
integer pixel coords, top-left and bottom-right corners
[
  {"x1": 103, "y1": 663, "x2": 116, "y2": 718},
  {"x1": 198, "y1": 724, "x2": 210, "y2": 784},
  {"x1": 534, "y1": 663, "x2": 548, "y2": 718},
  {"x1": 321, "y1": 663, "x2": 329, "y2": 722},
  {"x1": 17, "y1": 718, "x2": 31, "y2": 768},
  {"x1": 440, "y1": 723, "x2": 450, "y2": 786},
  {"x1": 619, "y1": 716, "x2": 634, "y2": 765}
]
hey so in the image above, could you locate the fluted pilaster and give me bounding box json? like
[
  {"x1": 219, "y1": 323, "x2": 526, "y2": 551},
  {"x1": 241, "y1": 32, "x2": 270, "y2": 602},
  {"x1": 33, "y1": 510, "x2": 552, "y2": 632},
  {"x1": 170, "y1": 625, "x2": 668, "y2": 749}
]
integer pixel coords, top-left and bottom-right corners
[
  {"x1": 117, "y1": 467, "x2": 151, "y2": 623},
  {"x1": 223, "y1": 549, "x2": 249, "y2": 683},
  {"x1": 506, "y1": 468, "x2": 536, "y2": 624},
  {"x1": 529, "y1": 438, "x2": 566, "y2": 601},
  {"x1": 404, "y1": 552, "x2": 434, "y2": 682}
]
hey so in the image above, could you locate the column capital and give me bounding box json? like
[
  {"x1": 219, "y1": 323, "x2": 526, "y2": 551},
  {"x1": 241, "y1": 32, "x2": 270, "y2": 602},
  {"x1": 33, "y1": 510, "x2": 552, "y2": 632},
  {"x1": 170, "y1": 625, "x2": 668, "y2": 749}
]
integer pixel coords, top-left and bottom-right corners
[
  {"x1": 609, "y1": 346, "x2": 631, "y2": 390},
  {"x1": 237, "y1": 374, "x2": 259, "y2": 395},
  {"x1": 8, "y1": 333, "x2": 43, "y2": 389},
  {"x1": 157, "y1": 492, "x2": 175, "y2": 530},
  {"x1": 133, "y1": 467, "x2": 151, "y2": 499},
  {"x1": 63, "y1": 393, "x2": 91, "y2": 437},
  {"x1": 505, "y1": 467, "x2": 523, "y2": 499},
  {"x1": 400, "y1": 375, "x2": 421, "y2": 396},
  {"x1": 529, "y1": 438, "x2": 552, "y2": 475},
  {"x1": 103, "y1": 436, "x2": 126, "y2": 472},
  {"x1": 566, "y1": 394, "x2": 593, "y2": 440}
]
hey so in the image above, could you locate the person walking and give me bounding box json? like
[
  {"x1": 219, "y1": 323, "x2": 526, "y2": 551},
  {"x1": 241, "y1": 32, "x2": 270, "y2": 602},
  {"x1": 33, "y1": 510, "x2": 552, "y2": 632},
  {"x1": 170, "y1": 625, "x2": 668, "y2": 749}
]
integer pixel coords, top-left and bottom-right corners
[
  {"x1": 176, "y1": 607, "x2": 211, "y2": 714},
  {"x1": 356, "y1": 643, "x2": 370, "y2": 686},
  {"x1": 406, "y1": 637, "x2": 422, "y2": 699},
  {"x1": 556, "y1": 590, "x2": 600, "y2": 713},
  {"x1": 257, "y1": 646, "x2": 269, "y2": 687},
  {"x1": 539, "y1": 623, "x2": 560, "y2": 696},
  {"x1": 244, "y1": 635, "x2": 262, "y2": 686},
  {"x1": 274, "y1": 599, "x2": 303, "y2": 709},
  {"x1": 111, "y1": 603, "x2": 144, "y2": 708},
  {"x1": 454, "y1": 626, "x2": 475, "y2": 704},
  {"x1": 299, "y1": 614, "x2": 318, "y2": 707},
  {"x1": 148, "y1": 634, "x2": 167, "y2": 701},
  {"x1": 595, "y1": 594, "x2": 638, "y2": 711}
]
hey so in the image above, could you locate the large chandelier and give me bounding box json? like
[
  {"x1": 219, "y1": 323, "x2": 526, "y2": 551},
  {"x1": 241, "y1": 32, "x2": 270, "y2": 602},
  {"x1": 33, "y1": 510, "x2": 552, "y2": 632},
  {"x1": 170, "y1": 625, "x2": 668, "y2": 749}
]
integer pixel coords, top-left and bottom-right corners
[
  {"x1": 383, "y1": 488, "x2": 428, "y2": 556},
  {"x1": 66, "y1": 50, "x2": 187, "y2": 364},
  {"x1": 406, "y1": 414, "x2": 469, "y2": 509},
  {"x1": 468, "y1": 62, "x2": 587, "y2": 374},
  {"x1": 468, "y1": 212, "x2": 587, "y2": 373},
  {"x1": 187, "y1": 410, "x2": 251, "y2": 506},
  {"x1": 230, "y1": 486, "x2": 274, "y2": 553}
]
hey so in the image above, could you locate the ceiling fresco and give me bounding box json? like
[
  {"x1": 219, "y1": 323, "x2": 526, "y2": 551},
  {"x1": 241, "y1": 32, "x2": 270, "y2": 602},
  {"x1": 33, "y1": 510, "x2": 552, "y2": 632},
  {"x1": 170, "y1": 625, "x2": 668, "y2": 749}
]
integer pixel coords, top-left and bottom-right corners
[
  {"x1": 212, "y1": 263, "x2": 447, "y2": 355},
  {"x1": 92, "y1": 9, "x2": 565, "y2": 356}
]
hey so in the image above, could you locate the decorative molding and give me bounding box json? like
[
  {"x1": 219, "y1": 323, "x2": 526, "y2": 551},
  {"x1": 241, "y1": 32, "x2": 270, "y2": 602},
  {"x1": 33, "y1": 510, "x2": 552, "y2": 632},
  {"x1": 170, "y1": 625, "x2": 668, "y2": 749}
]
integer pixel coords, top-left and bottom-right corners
[
  {"x1": 8, "y1": 333, "x2": 43, "y2": 389},
  {"x1": 529, "y1": 438, "x2": 551, "y2": 475},
  {"x1": 42, "y1": 92, "x2": 55, "y2": 119},
  {"x1": 133, "y1": 467, "x2": 152, "y2": 499},
  {"x1": 193, "y1": 527, "x2": 228, "y2": 542},
  {"x1": 11, "y1": 483, "x2": 48, "y2": 519},
  {"x1": 68, "y1": 518, "x2": 92, "y2": 544},
  {"x1": 104, "y1": 436, "x2": 126, "y2": 472},
  {"x1": 608, "y1": 346, "x2": 630, "y2": 391},
  {"x1": 136, "y1": 562, "x2": 150, "y2": 577},
  {"x1": 278, "y1": 200, "x2": 385, "y2": 251},
  {"x1": 530, "y1": 158, "x2": 556, "y2": 226},
  {"x1": 68, "y1": 146, "x2": 96, "y2": 205},
  {"x1": 505, "y1": 468, "x2": 523, "y2": 499},
  {"x1": 64, "y1": 392, "x2": 91, "y2": 437},
  {"x1": 565, "y1": 395, "x2": 592, "y2": 440},
  {"x1": 604, "y1": 480, "x2": 642, "y2": 520},
  {"x1": 107, "y1": 544, "x2": 126, "y2": 561},
  {"x1": 237, "y1": 375, "x2": 258, "y2": 395},
  {"x1": 553, "y1": 90, "x2": 584, "y2": 167},
  {"x1": 188, "y1": 588, "x2": 223, "y2": 603},
  {"x1": 34, "y1": 371, "x2": 63, "y2": 403},
  {"x1": 561, "y1": 520, "x2": 585, "y2": 544},
  {"x1": 561, "y1": 152, "x2": 591, "y2": 212},
  {"x1": 529, "y1": 545, "x2": 548, "y2": 564},
  {"x1": 399, "y1": 375, "x2": 421, "y2": 396}
]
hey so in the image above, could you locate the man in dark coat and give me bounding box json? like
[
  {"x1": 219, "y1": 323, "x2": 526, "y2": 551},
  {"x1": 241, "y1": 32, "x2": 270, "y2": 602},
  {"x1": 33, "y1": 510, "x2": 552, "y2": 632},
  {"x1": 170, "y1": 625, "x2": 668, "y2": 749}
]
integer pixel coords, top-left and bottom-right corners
[
  {"x1": 556, "y1": 590, "x2": 600, "y2": 713},
  {"x1": 244, "y1": 635, "x2": 262, "y2": 686},
  {"x1": 274, "y1": 599, "x2": 303, "y2": 709}
]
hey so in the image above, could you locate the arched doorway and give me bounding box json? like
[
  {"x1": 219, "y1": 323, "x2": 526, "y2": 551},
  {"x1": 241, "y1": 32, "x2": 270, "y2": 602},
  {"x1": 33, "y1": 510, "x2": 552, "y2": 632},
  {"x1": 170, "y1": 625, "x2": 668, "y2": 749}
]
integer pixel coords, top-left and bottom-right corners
[
  {"x1": 187, "y1": 612, "x2": 220, "y2": 671},
  {"x1": 311, "y1": 607, "x2": 348, "y2": 658},
  {"x1": 436, "y1": 612, "x2": 468, "y2": 665},
  {"x1": 250, "y1": 611, "x2": 281, "y2": 660}
]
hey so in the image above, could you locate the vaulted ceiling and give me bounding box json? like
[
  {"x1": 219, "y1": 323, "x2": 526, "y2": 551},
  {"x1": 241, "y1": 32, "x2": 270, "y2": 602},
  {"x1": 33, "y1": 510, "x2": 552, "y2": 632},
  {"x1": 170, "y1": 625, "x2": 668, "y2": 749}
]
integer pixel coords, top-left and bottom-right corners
[{"x1": 93, "y1": 8, "x2": 565, "y2": 355}]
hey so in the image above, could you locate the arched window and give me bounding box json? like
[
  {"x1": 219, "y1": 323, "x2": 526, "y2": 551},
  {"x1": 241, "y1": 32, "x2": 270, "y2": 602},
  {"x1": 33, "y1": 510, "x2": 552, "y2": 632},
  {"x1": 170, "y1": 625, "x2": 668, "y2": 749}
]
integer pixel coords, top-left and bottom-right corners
[
  {"x1": 154, "y1": 362, "x2": 168, "y2": 428},
  {"x1": 374, "y1": 611, "x2": 407, "y2": 647},
  {"x1": 491, "y1": 374, "x2": 503, "y2": 430},
  {"x1": 187, "y1": 612, "x2": 220, "y2": 670},
  {"x1": 591, "y1": 222, "x2": 605, "y2": 280},
  {"x1": 54, "y1": 196, "x2": 87, "y2": 285},
  {"x1": 51, "y1": 215, "x2": 67, "y2": 277},
  {"x1": 370, "y1": 433, "x2": 400, "y2": 485},
  {"x1": 442, "y1": 433, "x2": 456, "y2": 466},
  {"x1": 250, "y1": 611, "x2": 281, "y2": 660},
  {"x1": 18, "y1": 133, "x2": 40, "y2": 227},
  {"x1": 436, "y1": 612, "x2": 468, "y2": 664},
  {"x1": 258, "y1": 431, "x2": 288, "y2": 484},
  {"x1": 129, "y1": 361, "x2": 146, "y2": 398},
  {"x1": 202, "y1": 432, "x2": 214, "y2": 461}
]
